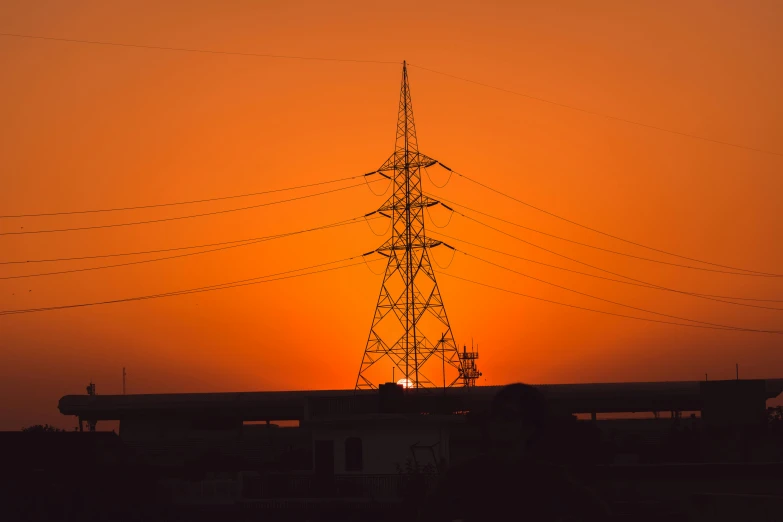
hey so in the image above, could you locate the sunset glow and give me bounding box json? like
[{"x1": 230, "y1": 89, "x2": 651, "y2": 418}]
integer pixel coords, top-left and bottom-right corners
[{"x1": 1, "y1": 1, "x2": 782, "y2": 430}]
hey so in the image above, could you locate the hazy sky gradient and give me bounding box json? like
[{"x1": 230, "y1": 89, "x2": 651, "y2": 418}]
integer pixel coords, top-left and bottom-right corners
[{"x1": 1, "y1": 1, "x2": 781, "y2": 429}]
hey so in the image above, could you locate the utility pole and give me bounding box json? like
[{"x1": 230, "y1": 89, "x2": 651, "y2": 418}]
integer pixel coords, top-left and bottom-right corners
[
  {"x1": 356, "y1": 62, "x2": 467, "y2": 390},
  {"x1": 122, "y1": 367, "x2": 126, "y2": 395},
  {"x1": 442, "y1": 332, "x2": 446, "y2": 394}
]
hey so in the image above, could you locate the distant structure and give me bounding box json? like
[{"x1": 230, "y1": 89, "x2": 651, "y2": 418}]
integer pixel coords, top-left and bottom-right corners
[
  {"x1": 357, "y1": 62, "x2": 475, "y2": 390},
  {"x1": 40, "y1": 378, "x2": 783, "y2": 519},
  {"x1": 84, "y1": 381, "x2": 97, "y2": 432},
  {"x1": 459, "y1": 344, "x2": 482, "y2": 387}
]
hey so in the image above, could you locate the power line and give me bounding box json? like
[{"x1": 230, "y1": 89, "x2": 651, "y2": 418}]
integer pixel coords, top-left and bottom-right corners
[
  {"x1": 436, "y1": 271, "x2": 783, "y2": 335},
  {"x1": 0, "y1": 216, "x2": 369, "y2": 279},
  {"x1": 3, "y1": 32, "x2": 778, "y2": 157},
  {"x1": 0, "y1": 180, "x2": 376, "y2": 236},
  {"x1": 429, "y1": 231, "x2": 783, "y2": 311},
  {"x1": 433, "y1": 163, "x2": 782, "y2": 276},
  {"x1": 0, "y1": 33, "x2": 399, "y2": 65},
  {"x1": 425, "y1": 205, "x2": 455, "y2": 229},
  {"x1": 423, "y1": 165, "x2": 455, "y2": 189},
  {"x1": 435, "y1": 192, "x2": 782, "y2": 278},
  {"x1": 700, "y1": 294, "x2": 783, "y2": 304},
  {"x1": 0, "y1": 215, "x2": 384, "y2": 265},
  {"x1": 456, "y1": 247, "x2": 783, "y2": 333},
  {"x1": 0, "y1": 254, "x2": 381, "y2": 316},
  {"x1": 5, "y1": 32, "x2": 776, "y2": 158},
  {"x1": 409, "y1": 65, "x2": 783, "y2": 158},
  {"x1": 446, "y1": 211, "x2": 783, "y2": 310},
  {"x1": 0, "y1": 238, "x2": 252, "y2": 265},
  {"x1": 0, "y1": 173, "x2": 381, "y2": 219},
  {"x1": 0, "y1": 260, "x2": 365, "y2": 316},
  {"x1": 445, "y1": 196, "x2": 782, "y2": 278}
]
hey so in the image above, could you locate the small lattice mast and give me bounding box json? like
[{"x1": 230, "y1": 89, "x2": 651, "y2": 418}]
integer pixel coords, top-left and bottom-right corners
[{"x1": 356, "y1": 62, "x2": 469, "y2": 390}]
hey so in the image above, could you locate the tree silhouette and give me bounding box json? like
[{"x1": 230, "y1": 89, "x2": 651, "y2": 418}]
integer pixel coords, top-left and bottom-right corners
[
  {"x1": 21, "y1": 424, "x2": 64, "y2": 433},
  {"x1": 768, "y1": 406, "x2": 783, "y2": 434}
]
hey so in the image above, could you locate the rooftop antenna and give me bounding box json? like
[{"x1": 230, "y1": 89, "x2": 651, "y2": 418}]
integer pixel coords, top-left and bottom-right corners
[{"x1": 458, "y1": 339, "x2": 481, "y2": 387}]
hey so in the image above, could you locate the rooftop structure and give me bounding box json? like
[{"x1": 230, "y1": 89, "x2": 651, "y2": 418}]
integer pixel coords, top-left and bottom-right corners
[{"x1": 59, "y1": 379, "x2": 783, "y2": 424}]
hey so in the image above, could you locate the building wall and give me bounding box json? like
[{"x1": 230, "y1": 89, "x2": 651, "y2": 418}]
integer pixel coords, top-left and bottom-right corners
[
  {"x1": 700, "y1": 380, "x2": 768, "y2": 429},
  {"x1": 119, "y1": 417, "x2": 313, "y2": 469},
  {"x1": 120, "y1": 417, "x2": 195, "y2": 442},
  {"x1": 312, "y1": 426, "x2": 450, "y2": 475}
]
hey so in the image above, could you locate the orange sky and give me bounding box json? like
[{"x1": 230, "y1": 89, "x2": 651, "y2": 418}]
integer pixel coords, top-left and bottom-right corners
[{"x1": 1, "y1": 1, "x2": 781, "y2": 430}]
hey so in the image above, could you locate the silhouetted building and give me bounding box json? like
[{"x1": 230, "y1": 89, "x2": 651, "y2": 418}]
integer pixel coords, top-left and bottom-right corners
[{"x1": 45, "y1": 378, "x2": 783, "y2": 520}]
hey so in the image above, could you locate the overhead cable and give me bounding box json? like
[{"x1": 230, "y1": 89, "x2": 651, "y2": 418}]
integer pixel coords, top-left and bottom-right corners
[
  {"x1": 0, "y1": 33, "x2": 399, "y2": 65},
  {"x1": 0, "y1": 254, "x2": 381, "y2": 316},
  {"x1": 3, "y1": 32, "x2": 777, "y2": 156},
  {"x1": 0, "y1": 180, "x2": 378, "y2": 236},
  {"x1": 428, "y1": 231, "x2": 783, "y2": 311},
  {"x1": 433, "y1": 164, "x2": 782, "y2": 276},
  {"x1": 456, "y1": 247, "x2": 783, "y2": 333},
  {"x1": 437, "y1": 271, "x2": 783, "y2": 335},
  {"x1": 450, "y1": 211, "x2": 783, "y2": 311},
  {"x1": 4, "y1": 32, "x2": 775, "y2": 156},
  {"x1": 410, "y1": 66, "x2": 783, "y2": 157},
  {"x1": 0, "y1": 172, "x2": 382, "y2": 219},
  {"x1": 0, "y1": 216, "x2": 371, "y2": 279},
  {"x1": 435, "y1": 191, "x2": 782, "y2": 278},
  {"x1": 0, "y1": 217, "x2": 376, "y2": 265}
]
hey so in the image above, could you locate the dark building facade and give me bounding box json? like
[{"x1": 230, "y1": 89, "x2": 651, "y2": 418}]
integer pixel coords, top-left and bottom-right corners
[{"x1": 15, "y1": 378, "x2": 779, "y2": 520}]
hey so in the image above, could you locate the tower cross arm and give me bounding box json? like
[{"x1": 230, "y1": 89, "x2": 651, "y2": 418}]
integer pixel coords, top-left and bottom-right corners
[
  {"x1": 374, "y1": 237, "x2": 448, "y2": 254},
  {"x1": 377, "y1": 194, "x2": 443, "y2": 213},
  {"x1": 377, "y1": 151, "x2": 438, "y2": 172}
]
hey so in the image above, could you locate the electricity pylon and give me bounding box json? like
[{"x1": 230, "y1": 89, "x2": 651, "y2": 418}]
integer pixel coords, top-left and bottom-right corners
[{"x1": 356, "y1": 61, "x2": 467, "y2": 390}]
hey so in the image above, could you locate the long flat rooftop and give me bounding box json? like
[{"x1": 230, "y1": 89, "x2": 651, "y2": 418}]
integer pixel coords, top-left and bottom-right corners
[{"x1": 58, "y1": 379, "x2": 783, "y2": 421}]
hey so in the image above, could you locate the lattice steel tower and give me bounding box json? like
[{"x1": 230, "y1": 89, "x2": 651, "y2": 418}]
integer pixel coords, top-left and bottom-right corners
[{"x1": 356, "y1": 62, "x2": 469, "y2": 390}]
